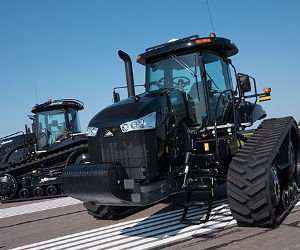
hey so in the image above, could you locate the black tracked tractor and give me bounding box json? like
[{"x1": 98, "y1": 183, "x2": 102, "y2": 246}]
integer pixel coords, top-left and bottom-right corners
[
  {"x1": 0, "y1": 99, "x2": 89, "y2": 202},
  {"x1": 62, "y1": 34, "x2": 299, "y2": 227}
]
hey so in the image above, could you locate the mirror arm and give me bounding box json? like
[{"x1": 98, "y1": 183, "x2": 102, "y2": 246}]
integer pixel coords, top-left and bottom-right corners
[{"x1": 226, "y1": 59, "x2": 241, "y2": 97}]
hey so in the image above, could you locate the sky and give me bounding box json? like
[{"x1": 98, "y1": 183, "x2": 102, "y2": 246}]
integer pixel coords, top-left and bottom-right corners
[{"x1": 0, "y1": 0, "x2": 299, "y2": 137}]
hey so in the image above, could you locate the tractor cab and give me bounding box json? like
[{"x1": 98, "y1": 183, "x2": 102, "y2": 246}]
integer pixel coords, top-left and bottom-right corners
[
  {"x1": 31, "y1": 99, "x2": 84, "y2": 151},
  {"x1": 137, "y1": 34, "x2": 238, "y2": 126}
]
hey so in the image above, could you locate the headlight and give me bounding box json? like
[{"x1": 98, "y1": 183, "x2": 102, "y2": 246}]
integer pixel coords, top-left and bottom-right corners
[
  {"x1": 120, "y1": 112, "x2": 156, "y2": 133},
  {"x1": 86, "y1": 126, "x2": 98, "y2": 137}
]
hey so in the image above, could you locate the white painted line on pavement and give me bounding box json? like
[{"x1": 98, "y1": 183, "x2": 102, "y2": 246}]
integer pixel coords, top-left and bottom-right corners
[
  {"x1": 11, "y1": 199, "x2": 300, "y2": 250},
  {"x1": 0, "y1": 197, "x2": 82, "y2": 219}
]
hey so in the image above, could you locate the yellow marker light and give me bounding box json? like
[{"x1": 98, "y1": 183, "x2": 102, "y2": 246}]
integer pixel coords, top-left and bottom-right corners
[
  {"x1": 165, "y1": 145, "x2": 169, "y2": 153},
  {"x1": 204, "y1": 143, "x2": 209, "y2": 151},
  {"x1": 211, "y1": 188, "x2": 215, "y2": 197},
  {"x1": 259, "y1": 96, "x2": 271, "y2": 102},
  {"x1": 32, "y1": 170, "x2": 37, "y2": 173},
  {"x1": 195, "y1": 38, "x2": 212, "y2": 44}
]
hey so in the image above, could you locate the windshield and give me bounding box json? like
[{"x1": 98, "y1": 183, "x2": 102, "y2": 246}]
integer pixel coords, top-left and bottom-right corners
[
  {"x1": 145, "y1": 51, "x2": 234, "y2": 125},
  {"x1": 36, "y1": 109, "x2": 67, "y2": 150},
  {"x1": 146, "y1": 52, "x2": 206, "y2": 124}
]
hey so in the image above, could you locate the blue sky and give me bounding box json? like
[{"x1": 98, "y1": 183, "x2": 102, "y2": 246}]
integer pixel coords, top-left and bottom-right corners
[{"x1": 0, "y1": 0, "x2": 299, "y2": 137}]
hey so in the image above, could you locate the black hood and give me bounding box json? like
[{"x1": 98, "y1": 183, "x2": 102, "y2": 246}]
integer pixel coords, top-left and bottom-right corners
[{"x1": 89, "y1": 90, "x2": 168, "y2": 129}]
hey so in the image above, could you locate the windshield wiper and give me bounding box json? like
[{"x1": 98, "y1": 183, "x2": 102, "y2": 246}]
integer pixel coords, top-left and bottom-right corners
[
  {"x1": 169, "y1": 53, "x2": 197, "y2": 77},
  {"x1": 206, "y1": 72, "x2": 221, "y2": 92}
]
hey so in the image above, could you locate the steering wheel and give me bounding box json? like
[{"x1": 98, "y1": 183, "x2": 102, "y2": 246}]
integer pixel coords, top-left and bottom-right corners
[
  {"x1": 171, "y1": 76, "x2": 190, "y2": 88},
  {"x1": 150, "y1": 76, "x2": 190, "y2": 89}
]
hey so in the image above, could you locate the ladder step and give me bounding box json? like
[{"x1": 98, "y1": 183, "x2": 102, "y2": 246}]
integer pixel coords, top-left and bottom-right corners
[
  {"x1": 182, "y1": 201, "x2": 208, "y2": 207},
  {"x1": 180, "y1": 218, "x2": 209, "y2": 225},
  {"x1": 185, "y1": 184, "x2": 211, "y2": 191},
  {"x1": 191, "y1": 169, "x2": 214, "y2": 175},
  {"x1": 193, "y1": 153, "x2": 215, "y2": 158}
]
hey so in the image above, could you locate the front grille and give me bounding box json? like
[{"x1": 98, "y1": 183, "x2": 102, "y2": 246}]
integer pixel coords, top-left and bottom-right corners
[{"x1": 89, "y1": 128, "x2": 158, "y2": 180}]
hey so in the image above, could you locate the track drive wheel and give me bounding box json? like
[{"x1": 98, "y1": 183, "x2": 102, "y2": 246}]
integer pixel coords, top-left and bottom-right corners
[
  {"x1": 0, "y1": 174, "x2": 18, "y2": 200},
  {"x1": 83, "y1": 202, "x2": 135, "y2": 220},
  {"x1": 227, "y1": 117, "x2": 299, "y2": 227}
]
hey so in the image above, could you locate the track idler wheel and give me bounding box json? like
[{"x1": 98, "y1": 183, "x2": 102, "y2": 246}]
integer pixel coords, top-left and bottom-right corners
[
  {"x1": 19, "y1": 188, "x2": 31, "y2": 199},
  {"x1": 0, "y1": 174, "x2": 18, "y2": 200},
  {"x1": 33, "y1": 187, "x2": 44, "y2": 197},
  {"x1": 46, "y1": 185, "x2": 58, "y2": 196}
]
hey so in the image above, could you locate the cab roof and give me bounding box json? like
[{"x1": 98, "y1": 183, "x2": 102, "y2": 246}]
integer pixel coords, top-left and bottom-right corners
[
  {"x1": 31, "y1": 99, "x2": 84, "y2": 113},
  {"x1": 136, "y1": 34, "x2": 238, "y2": 65}
]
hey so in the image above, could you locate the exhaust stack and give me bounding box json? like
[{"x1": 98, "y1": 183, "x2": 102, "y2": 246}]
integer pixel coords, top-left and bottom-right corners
[{"x1": 118, "y1": 50, "x2": 135, "y2": 97}]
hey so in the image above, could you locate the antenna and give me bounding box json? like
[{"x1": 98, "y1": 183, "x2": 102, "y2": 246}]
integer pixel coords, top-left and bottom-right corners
[
  {"x1": 35, "y1": 81, "x2": 39, "y2": 104},
  {"x1": 205, "y1": 0, "x2": 216, "y2": 33}
]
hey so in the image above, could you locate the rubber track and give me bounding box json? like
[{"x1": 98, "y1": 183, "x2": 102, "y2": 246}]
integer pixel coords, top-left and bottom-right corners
[
  {"x1": 227, "y1": 116, "x2": 298, "y2": 227},
  {"x1": 84, "y1": 203, "x2": 142, "y2": 220},
  {"x1": 0, "y1": 143, "x2": 87, "y2": 177}
]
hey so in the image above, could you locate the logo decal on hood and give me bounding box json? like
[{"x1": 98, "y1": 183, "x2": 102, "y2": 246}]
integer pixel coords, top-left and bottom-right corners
[{"x1": 104, "y1": 130, "x2": 114, "y2": 137}]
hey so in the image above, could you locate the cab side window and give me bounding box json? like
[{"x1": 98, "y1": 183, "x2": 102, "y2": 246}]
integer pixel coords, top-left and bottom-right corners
[{"x1": 168, "y1": 90, "x2": 186, "y2": 122}]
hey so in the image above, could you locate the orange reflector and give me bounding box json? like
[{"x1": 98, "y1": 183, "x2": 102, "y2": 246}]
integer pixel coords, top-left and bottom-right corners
[
  {"x1": 137, "y1": 55, "x2": 141, "y2": 60},
  {"x1": 66, "y1": 101, "x2": 75, "y2": 105},
  {"x1": 263, "y1": 88, "x2": 271, "y2": 93},
  {"x1": 195, "y1": 38, "x2": 212, "y2": 44},
  {"x1": 31, "y1": 107, "x2": 36, "y2": 111},
  {"x1": 259, "y1": 96, "x2": 271, "y2": 102},
  {"x1": 209, "y1": 32, "x2": 216, "y2": 37}
]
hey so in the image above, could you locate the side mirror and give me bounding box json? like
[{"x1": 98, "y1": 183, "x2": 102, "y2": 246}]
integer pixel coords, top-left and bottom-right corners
[
  {"x1": 28, "y1": 115, "x2": 35, "y2": 120},
  {"x1": 238, "y1": 73, "x2": 251, "y2": 93},
  {"x1": 113, "y1": 91, "x2": 120, "y2": 103}
]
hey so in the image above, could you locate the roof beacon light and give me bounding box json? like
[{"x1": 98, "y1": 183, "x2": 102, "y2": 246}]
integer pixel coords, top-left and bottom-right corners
[
  {"x1": 48, "y1": 99, "x2": 53, "y2": 103},
  {"x1": 209, "y1": 32, "x2": 216, "y2": 38}
]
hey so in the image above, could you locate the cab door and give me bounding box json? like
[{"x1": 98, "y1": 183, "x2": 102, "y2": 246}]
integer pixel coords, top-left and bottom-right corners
[{"x1": 203, "y1": 52, "x2": 234, "y2": 125}]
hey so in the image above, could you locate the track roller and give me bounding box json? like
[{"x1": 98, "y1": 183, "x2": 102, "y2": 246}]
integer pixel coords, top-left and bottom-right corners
[
  {"x1": 33, "y1": 186, "x2": 44, "y2": 197},
  {"x1": 46, "y1": 185, "x2": 58, "y2": 196},
  {"x1": 19, "y1": 188, "x2": 31, "y2": 199}
]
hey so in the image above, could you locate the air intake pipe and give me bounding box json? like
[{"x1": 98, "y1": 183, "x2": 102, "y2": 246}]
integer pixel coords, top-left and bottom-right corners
[{"x1": 118, "y1": 50, "x2": 135, "y2": 97}]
